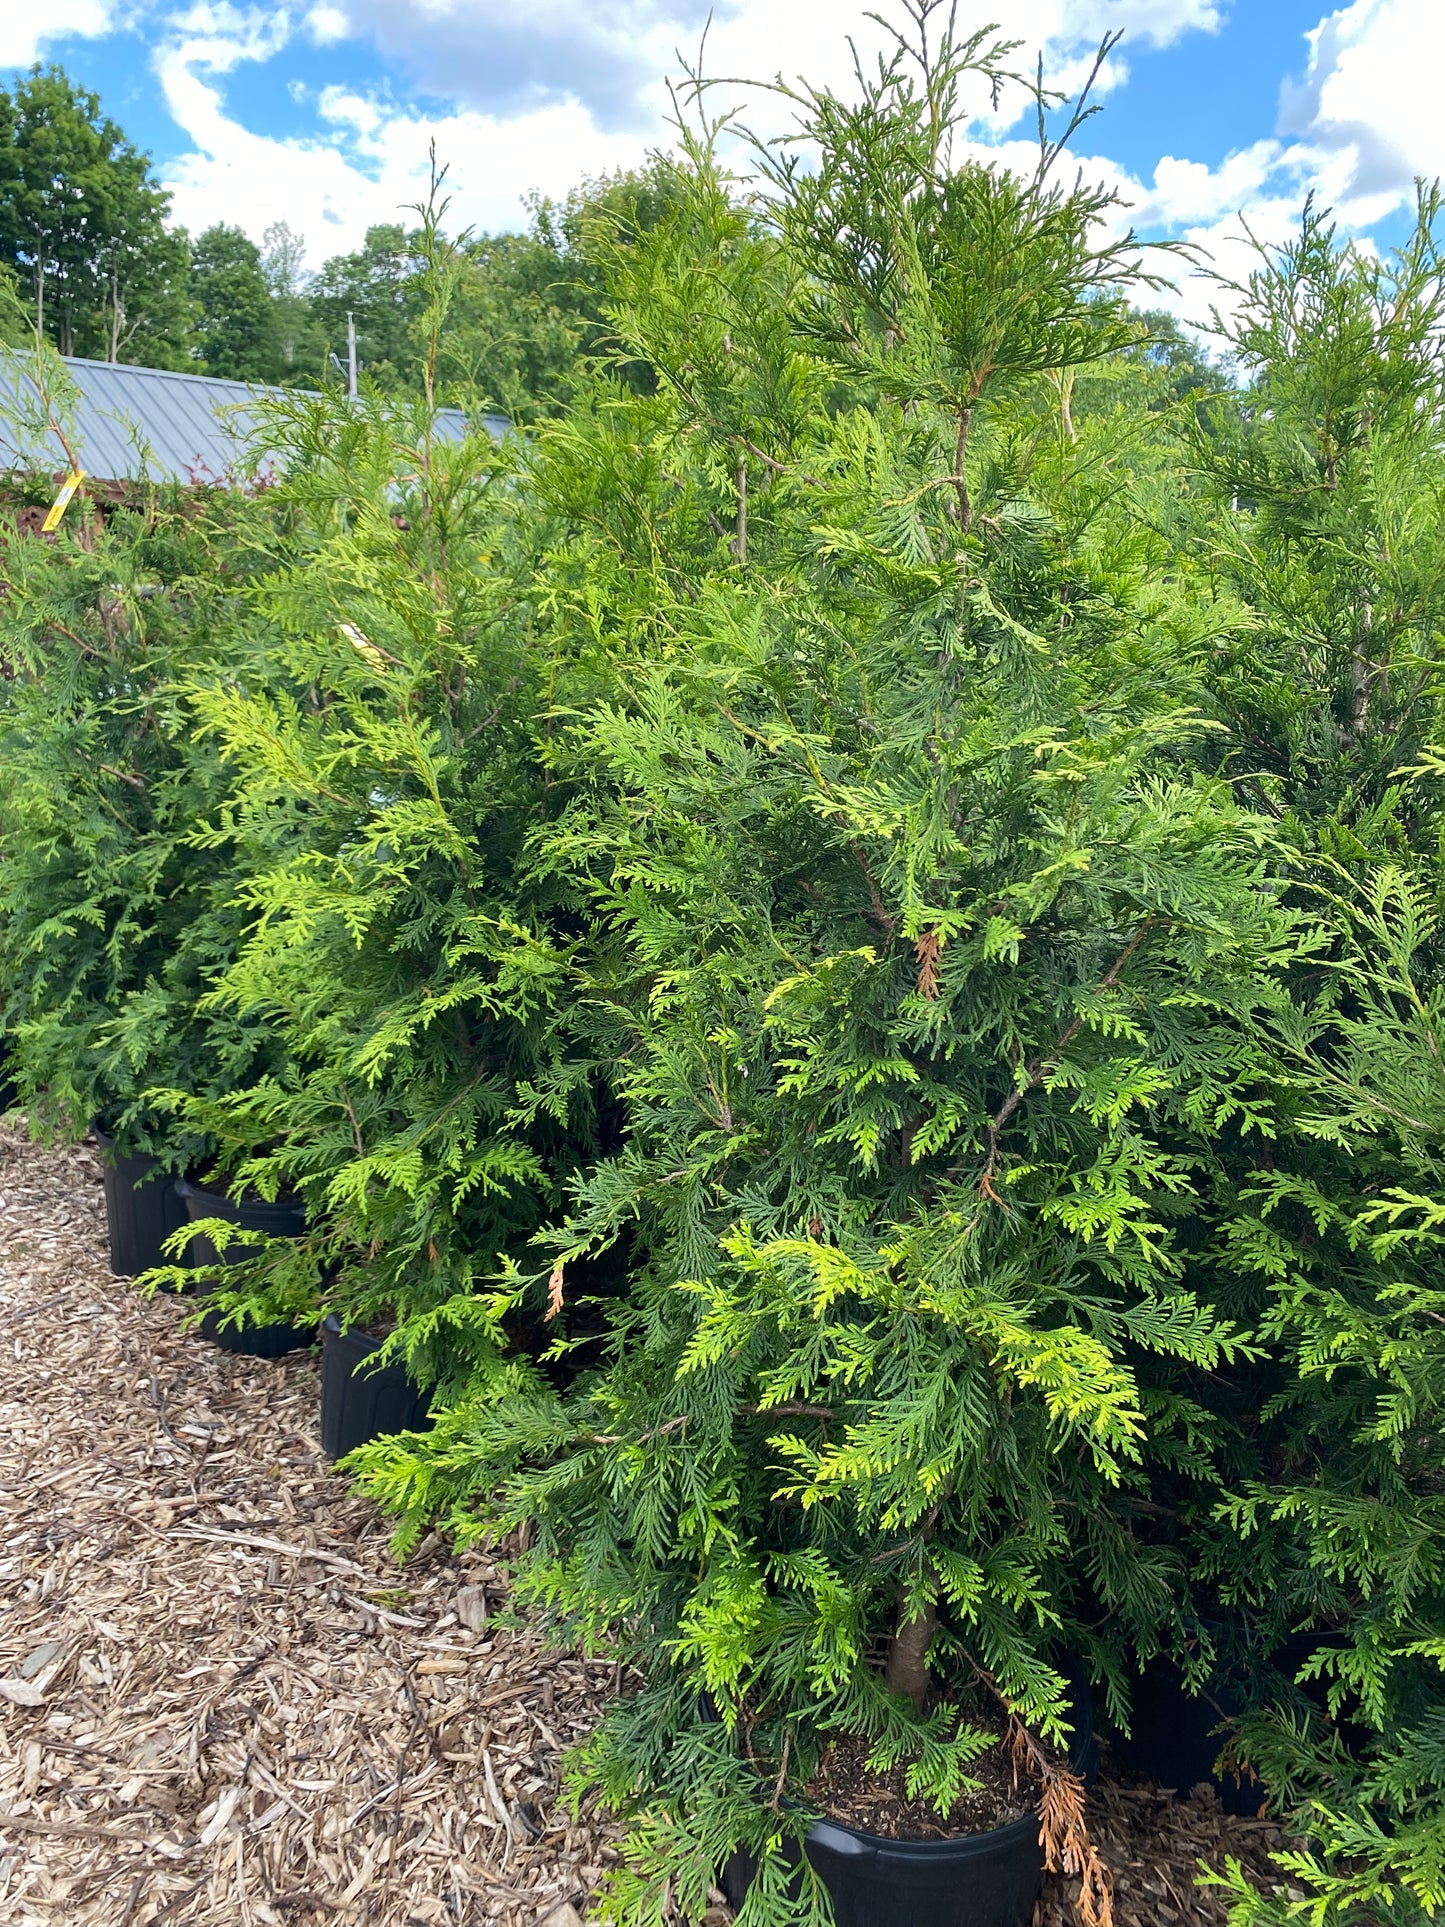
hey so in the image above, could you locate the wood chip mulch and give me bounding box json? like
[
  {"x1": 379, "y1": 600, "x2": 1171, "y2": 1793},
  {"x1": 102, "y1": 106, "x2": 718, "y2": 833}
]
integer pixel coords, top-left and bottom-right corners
[
  {"x1": 0, "y1": 1123, "x2": 1291, "y2": 1927},
  {"x1": 0, "y1": 1125, "x2": 619, "y2": 1927},
  {"x1": 1035, "y1": 1777, "x2": 1293, "y2": 1926}
]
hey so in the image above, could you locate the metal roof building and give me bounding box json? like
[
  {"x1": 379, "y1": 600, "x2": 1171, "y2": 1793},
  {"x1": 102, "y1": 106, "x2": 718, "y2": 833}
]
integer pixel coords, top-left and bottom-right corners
[{"x1": 0, "y1": 354, "x2": 505, "y2": 486}]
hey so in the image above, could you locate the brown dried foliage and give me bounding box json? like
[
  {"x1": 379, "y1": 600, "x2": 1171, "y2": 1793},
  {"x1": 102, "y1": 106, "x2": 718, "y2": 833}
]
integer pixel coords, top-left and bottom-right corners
[
  {"x1": 913, "y1": 928, "x2": 944, "y2": 1000},
  {"x1": 1010, "y1": 1719, "x2": 1114, "y2": 1927},
  {"x1": 546, "y1": 1263, "x2": 566, "y2": 1322}
]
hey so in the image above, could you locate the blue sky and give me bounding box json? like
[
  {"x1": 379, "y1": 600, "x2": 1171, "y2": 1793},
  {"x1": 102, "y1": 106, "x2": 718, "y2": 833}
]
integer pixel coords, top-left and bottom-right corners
[{"x1": 3, "y1": 3, "x2": 1441, "y2": 323}]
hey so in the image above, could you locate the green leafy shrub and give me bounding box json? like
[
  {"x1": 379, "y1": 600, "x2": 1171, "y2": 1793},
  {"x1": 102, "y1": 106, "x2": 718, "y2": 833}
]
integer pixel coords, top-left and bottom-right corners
[
  {"x1": 156, "y1": 201, "x2": 608, "y2": 1382},
  {"x1": 1166, "y1": 194, "x2": 1445, "y2": 1927},
  {"x1": 347, "y1": 23, "x2": 1340, "y2": 1923},
  {"x1": 0, "y1": 366, "x2": 285, "y2": 1166}
]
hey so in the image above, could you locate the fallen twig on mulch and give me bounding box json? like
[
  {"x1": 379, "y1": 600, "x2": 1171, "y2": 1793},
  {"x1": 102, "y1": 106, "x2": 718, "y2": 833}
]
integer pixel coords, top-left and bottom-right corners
[{"x1": 0, "y1": 1125, "x2": 620, "y2": 1926}]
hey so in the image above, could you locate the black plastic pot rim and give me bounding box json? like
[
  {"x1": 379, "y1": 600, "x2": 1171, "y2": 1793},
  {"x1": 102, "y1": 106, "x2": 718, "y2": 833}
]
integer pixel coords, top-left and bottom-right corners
[
  {"x1": 90, "y1": 1117, "x2": 143, "y2": 1160},
  {"x1": 719, "y1": 1666, "x2": 1093, "y2": 1863},
  {"x1": 800, "y1": 1802, "x2": 1044, "y2": 1867},
  {"x1": 321, "y1": 1312, "x2": 397, "y2": 1341}
]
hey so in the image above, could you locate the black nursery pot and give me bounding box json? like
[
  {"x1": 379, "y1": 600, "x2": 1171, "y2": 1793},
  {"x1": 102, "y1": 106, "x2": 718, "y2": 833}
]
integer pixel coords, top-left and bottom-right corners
[
  {"x1": 723, "y1": 1677, "x2": 1096, "y2": 1927},
  {"x1": 92, "y1": 1120, "x2": 190, "y2": 1279},
  {"x1": 174, "y1": 1174, "x2": 315, "y2": 1358},
  {"x1": 1111, "y1": 1642, "x2": 1267, "y2": 1817},
  {"x1": 319, "y1": 1314, "x2": 433, "y2": 1458}
]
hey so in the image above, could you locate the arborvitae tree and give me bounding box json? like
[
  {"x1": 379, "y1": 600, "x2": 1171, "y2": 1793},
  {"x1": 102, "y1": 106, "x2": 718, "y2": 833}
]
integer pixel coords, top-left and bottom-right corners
[
  {"x1": 152, "y1": 188, "x2": 604, "y2": 1379},
  {"x1": 1163, "y1": 196, "x2": 1445, "y2": 1927},
  {"x1": 349, "y1": 18, "x2": 1323, "y2": 1924},
  {"x1": 0, "y1": 347, "x2": 285, "y2": 1165},
  {"x1": 1198, "y1": 863, "x2": 1445, "y2": 1927},
  {"x1": 1184, "y1": 191, "x2": 1445, "y2": 820}
]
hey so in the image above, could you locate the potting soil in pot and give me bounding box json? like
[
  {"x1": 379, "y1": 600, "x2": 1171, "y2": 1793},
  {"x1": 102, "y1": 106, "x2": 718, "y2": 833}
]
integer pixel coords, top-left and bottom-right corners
[
  {"x1": 807, "y1": 1704, "x2": 1036, "y2": 1839},
  {"x1": 723, "y1": 1680, "x2": 1096, "y2": 1927}
]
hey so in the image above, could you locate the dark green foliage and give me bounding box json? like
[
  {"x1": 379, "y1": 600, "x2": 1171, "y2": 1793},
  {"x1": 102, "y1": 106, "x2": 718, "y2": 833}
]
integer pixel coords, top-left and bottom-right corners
[
  {"x1": 5, "y1": 17, "x2": 1445, "y2": 1927},
  {"x1": 0, "y1": 64, "x2": 673, "y2": 415},
  {"x1": 0, "y1": 65, "x2": 192, "y2": 366},
  {"x1": 150, "y1": 206, "x2": 605, "y2": 1378},
  {"x1": 308, "y1": 222, "x2": 423, "y2": 391},
  {"x1": 445, "y1": 163, "x2": 685, "y2": 418},
  {"x1": 345, "y1": 21, "x2": 1336, "y2": 1925},
  {"x1": 189, "y1": 224, "x2": 282, "y2": 382},
  {"x1": 0, "y1": 441, "x2": 283, "y2": 1162},
  {"x1": 1159, "y1": 191, "x2": 1445, "y2": 1927}
]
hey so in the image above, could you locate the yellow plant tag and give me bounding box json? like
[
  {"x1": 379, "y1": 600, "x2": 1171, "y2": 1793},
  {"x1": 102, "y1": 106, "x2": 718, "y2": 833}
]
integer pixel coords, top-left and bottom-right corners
[
  {"x1": 41, "y1": 468, "x2": 86, "y2": 533},
  {"x1": 340, "y1": 622, "x2": 390, "y2": 672}
]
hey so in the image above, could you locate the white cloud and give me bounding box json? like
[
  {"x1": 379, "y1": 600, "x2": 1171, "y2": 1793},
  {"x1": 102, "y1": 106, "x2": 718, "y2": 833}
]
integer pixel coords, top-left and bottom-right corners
[
  {"x1": 149, "y1": 0, "x2": 1234, "y2": 263},
  {"x1": 153, "y1": 6, "x2": 651, "y2": 255},
  {"x1": 0, "y1": 0, "x2": 116, "y2": 66},
  {"x1": 1280, "y1": 0, "x2": 1445, "y2": 224},
  {"x1": 1093, "y1": 0, "x2": 1445, "y2": 330},
  {"x1": 304, "y1": 3, "x2": 349, "y2": 44},
  {"x1": 143, "y1": 0, "x2": 1445, "y2": 342}
]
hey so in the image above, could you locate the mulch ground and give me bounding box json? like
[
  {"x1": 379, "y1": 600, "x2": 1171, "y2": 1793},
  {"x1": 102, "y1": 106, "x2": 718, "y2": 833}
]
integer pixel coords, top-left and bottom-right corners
[
  {"x1": 1036, "y1": 1778, "x2": 1292, "y2": 1926},
  {"x1": 0, "y1": 1123, "x2": 1292, "y2": 1926}
]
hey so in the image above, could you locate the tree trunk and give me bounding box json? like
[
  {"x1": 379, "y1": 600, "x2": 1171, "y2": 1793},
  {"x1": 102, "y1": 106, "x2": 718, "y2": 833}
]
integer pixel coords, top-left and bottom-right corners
[
  {"x1": 884, "y1": 1592, "x2": 938, "y2": 1712},
  {"x1": 1057, "y1": 369, "x2": 1076, "y2": 445},
  {"x1": 34, "y1": 258, "x2": 44, "y2": 345},
  {"x1": 953, "y1": 406, "x2": 973, "y2": 531},
  {"x1": 733, "y1": 455, "x2": 748, "y2": 565},
  {"x1": 1350, "y1": 596, "x2": 1373, "y2": 740}
]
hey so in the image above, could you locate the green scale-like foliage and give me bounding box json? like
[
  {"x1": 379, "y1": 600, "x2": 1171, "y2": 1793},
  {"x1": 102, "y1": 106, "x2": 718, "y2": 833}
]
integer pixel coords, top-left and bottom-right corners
[
  {"x1": 346, "y1": 26, "x2": 1332, "y2": 1925},
  {"x1": 0, "y1": 473, "x2": 285, "y2": 1162},
  {"x1": 155, "y1": 208, "x2": 612, "y2": 1376},
  {"x1": 1160, "y1": 195, "x2": 1445, "y2": 1927}
]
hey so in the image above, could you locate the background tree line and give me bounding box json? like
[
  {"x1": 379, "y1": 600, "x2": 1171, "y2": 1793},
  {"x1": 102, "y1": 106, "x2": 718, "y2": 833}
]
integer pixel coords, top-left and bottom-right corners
[
  {"x1": 0, "y1": 61, "x2": 1213, "y2": 427},
  {"x1": 0, "y1": 62, "x2": 680, "y2": 420}
]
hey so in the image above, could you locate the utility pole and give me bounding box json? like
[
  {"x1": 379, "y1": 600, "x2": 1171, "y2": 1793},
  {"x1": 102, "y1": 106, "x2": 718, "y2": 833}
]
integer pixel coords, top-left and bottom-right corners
[{"x1": 347, "y1": 312, "x2": 357, "y2": 402}]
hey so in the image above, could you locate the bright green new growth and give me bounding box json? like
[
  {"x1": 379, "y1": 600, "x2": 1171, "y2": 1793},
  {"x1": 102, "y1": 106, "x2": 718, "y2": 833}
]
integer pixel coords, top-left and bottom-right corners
[
  {"x1": 349, "y1": 16, "x2": 1362, "y2": 1926},
  {"x1": 6, "y1": 10, "x2": 1445, "y2": 1925},
  {"x1": 0, "y1": 346, "x2": 285, "y2": 1162}
]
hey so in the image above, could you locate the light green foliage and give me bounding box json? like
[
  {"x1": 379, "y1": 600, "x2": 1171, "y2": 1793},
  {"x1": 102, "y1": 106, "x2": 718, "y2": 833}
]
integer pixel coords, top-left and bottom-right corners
[
  {"x1": 346, "y1": 18, "x2": 1335, "y2": 1923},
  {"x1": 160, "y1": 187, "x2": 606, "y2": 1374}
]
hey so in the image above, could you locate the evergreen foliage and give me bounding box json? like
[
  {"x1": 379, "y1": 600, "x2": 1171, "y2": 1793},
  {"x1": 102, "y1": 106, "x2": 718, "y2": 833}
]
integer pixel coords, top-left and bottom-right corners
[
  {"x1": 5, "y1": 13, "x2": 1445, "y2": 1927},
  {"x1": 1162, "y1": 192, "x2": 1445, "y2": 1927},
  {"x1": 346, "y1": 19, "x2": 1333, "y2": 1923},
  {"x1": 0, "y1": 348, "x2": 282, "y2": 1160},
  {"x1": 150, "y1": 193, "x2": 605, "y2": 1377}
]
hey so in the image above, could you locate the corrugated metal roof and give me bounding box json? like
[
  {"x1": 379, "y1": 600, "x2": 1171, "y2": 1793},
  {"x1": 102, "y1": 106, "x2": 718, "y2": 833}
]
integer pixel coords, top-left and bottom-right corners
[{"x1": 0, "y1": 353, "x2": 507, "y2": 485}]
